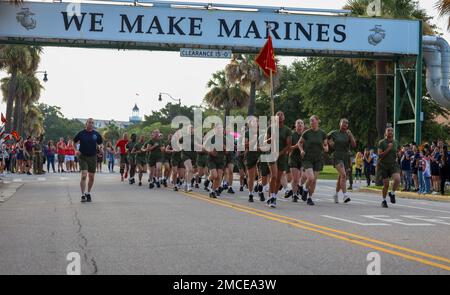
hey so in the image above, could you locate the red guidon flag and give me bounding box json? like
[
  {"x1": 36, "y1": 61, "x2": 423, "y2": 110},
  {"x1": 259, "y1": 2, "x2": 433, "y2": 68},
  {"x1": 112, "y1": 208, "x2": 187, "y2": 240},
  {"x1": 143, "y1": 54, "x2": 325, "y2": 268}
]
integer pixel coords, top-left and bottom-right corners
[
  {"x1": 11, "y1": 130, "x2": 20, "y2": 141},
  {"x1": 1, "y1": 113, "x2": 6, "y2": 124},
  {"x1": 255, "y1": 35, "x2": 277, "y2": 77}
]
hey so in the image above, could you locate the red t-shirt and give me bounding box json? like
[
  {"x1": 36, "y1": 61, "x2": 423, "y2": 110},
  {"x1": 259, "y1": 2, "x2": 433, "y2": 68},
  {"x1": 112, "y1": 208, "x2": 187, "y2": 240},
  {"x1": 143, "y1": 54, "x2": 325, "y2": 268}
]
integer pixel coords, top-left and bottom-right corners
[
  {"x1": 57, "y1": 142, "x2": 66, "y2": 155},
  {"x1": 116, "y1": 139, "x2": 128, "y2": 155},
  {"x1": 65, "y1": 146, "x2": 75, "y2": 156}
]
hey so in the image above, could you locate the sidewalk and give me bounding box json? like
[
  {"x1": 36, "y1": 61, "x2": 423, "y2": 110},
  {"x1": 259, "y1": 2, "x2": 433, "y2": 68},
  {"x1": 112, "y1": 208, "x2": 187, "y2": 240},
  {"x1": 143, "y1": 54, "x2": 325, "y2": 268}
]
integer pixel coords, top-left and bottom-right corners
[{"x1": 358, "y1": 187, "x2": 450, "y2": 202}]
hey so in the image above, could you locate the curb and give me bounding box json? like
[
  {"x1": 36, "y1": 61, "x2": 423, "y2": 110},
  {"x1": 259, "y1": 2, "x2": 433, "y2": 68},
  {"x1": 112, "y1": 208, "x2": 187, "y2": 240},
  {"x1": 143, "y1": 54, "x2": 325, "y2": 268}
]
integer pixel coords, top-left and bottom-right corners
[
  {"x1": 0, "y1": 182, "x2": 23, "y2": 204},
  {"x1": 358, "y1": 187, "x2": 450, "y2": 202}
]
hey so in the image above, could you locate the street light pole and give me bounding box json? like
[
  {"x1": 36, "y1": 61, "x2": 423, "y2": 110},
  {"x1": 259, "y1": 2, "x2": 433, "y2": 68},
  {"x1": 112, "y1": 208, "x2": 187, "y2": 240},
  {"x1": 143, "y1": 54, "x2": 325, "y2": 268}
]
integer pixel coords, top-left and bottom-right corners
[
  {"x1": 35, "y1": 70, "x2": 48, "y2": 82},
  {"x1": 158, "y1": 92, "x2": 181, "y2": 106}
]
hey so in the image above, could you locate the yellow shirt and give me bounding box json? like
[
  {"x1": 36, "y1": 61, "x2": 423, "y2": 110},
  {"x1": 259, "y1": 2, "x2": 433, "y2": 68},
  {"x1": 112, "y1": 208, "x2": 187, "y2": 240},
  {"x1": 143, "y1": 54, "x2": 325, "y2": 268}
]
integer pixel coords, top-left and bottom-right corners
[{"x1": 355, "y1": 153, "x2": 363, "y2": 169}]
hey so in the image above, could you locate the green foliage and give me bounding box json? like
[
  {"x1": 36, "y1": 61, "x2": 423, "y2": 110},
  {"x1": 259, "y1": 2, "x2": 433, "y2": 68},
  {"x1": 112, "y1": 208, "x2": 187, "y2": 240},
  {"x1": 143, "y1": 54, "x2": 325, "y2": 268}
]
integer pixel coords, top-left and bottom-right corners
[
  {"x1": 100, "y1": 123, "x2": 121, "y2": 143},
  {"x1": 143, "y1": 102, "x2": 198, "y2": 126},
  {"x1": 38, "y1": 103, "x2": 84, "y2": 142}
]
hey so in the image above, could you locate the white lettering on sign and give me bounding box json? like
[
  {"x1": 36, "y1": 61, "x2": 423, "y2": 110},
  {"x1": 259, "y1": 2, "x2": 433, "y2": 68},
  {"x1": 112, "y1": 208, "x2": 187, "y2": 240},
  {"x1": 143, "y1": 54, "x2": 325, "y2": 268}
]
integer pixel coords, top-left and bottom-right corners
[
  {"x1": 0, "y1": 2, "x2": 420, "y2": 56},
  {"x1": 180, "y1": 48, "x2": 232, "y2": 59}
]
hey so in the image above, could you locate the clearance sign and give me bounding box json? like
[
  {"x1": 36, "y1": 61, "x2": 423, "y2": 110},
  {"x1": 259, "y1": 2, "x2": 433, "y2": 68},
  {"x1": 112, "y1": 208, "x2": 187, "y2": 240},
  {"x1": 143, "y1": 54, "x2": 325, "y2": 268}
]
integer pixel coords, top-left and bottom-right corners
[{"x1": 0, "y1": 1, "x2": 421, "y2": 56}]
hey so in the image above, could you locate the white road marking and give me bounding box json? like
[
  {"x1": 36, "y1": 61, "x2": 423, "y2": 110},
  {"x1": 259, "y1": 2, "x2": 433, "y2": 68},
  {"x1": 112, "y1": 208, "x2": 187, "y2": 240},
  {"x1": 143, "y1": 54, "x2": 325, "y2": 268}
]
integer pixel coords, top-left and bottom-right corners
[
  {"x1": 37, "y1": 177, "x2": 46, "y2": 181},
  {"x1": 322, "y1": 215, "x2": 390, "y2": 226},
  {"x1": 13, "y1": 178, "x2": 22, "y2": 182},
  {"x1": 362, "y1": 215, "x2": 434, "y2": 226},
  {"x1": 351, "y1": 197, "x2": 450, "y2": 214},
  {"x1": 401, "y1": 216, "x2": 450, "y2": 226}
]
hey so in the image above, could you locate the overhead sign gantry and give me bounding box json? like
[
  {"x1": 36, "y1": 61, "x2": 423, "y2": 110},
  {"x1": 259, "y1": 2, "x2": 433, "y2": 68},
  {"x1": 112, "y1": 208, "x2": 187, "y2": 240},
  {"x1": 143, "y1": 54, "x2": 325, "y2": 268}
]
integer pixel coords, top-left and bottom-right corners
[
  {"x1": 0, "y1": 0, "x2": 425, "y2": 142},
  {"x1": 1, "y1": 0, "x2": 420, "y2": 58}
]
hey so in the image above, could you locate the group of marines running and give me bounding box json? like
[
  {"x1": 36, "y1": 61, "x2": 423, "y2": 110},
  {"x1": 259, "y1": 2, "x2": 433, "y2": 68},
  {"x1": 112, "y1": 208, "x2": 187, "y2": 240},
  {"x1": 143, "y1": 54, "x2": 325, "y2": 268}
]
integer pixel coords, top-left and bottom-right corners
[{"x1": 113, "y1": 111, "x2": 400, "y2": 209}]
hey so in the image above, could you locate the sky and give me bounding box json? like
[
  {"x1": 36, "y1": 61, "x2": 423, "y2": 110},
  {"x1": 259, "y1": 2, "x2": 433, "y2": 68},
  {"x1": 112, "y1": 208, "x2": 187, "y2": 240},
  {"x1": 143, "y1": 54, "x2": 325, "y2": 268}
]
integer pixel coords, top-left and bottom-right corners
[{"x1": 1, "y1": 0, "x2": 449, "y2": 121}]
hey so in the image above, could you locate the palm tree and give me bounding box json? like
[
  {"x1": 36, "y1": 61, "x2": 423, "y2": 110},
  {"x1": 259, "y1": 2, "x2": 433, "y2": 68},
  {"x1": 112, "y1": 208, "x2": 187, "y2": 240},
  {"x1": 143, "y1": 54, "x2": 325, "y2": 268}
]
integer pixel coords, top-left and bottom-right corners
[
  {"x1": 0, "y1": 45, "x2": 32, "y2": 132},
  {"x1": 225, "y1": 54, "x2": 265, "y2": 116},
  {"x1": 204, "y1": 70, "x2": 249, "y2": 119},
  {"x1": 225, "y1": 54, "x2": 281, "y2": 116},
  {"x1": 344, "y1": 0, "x2": 433, "y2": 140},
  {"x1": 1, "y1": 46, "x2": 42, "y2": 133},
  {"x1": 102, "y1": 123, "x2": 120, "y2": 143},
  {"x1": 15, "y1": 73, "x2": 42, "y2": 134},
  {"x1": 23, "y1": 104, "x2": 44, "y2": 137},
  {"x1": 436, "y1": 0, "x2": 450, "y2": 30}
]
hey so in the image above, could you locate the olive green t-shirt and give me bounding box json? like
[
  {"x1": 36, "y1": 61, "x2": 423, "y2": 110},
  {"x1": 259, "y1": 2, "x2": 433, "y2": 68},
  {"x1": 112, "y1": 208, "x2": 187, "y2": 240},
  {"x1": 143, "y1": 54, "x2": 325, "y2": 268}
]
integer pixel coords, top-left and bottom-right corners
[
  {"x1": 206, "y1": 134, "x2": 225, "y2": 161},
  {"x1": 133, "y1": 141, "x2": 147, "y2": 161},
  {"x1": 126, "y1": 141, "x2": 137, "y2": 160},
  {"x1": 245, "y1": 129, "x2": 260, "y2": 159},
  {"x1": 327, "y1": 130, "x2": 351, "y2": 160},
  {"x1": 378, "y1": 138, "x2": 399, "y2": 167},
  {"x1": 181, "y1": 134, "x2": 196, "y2": 160},
  {"x1": 289, "y1": 130, "x2": 302, "y2": 161},
  {"x1": 145, "y1": 138, "x2": 162, "y2": 158},
  {"x1": 301, "y1": 128, "x2": 327, "y2": 161},
  {"x1": 267, "y1": 125, "x2": 292, "y2": 153}
]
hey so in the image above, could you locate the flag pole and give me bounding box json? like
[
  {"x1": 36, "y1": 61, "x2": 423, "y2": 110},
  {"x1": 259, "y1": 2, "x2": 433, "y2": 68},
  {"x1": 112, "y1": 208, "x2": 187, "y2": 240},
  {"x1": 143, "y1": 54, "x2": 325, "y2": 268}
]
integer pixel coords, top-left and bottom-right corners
[{"x1": 270, "y1": 70, "x2": 274, "y2": 116}]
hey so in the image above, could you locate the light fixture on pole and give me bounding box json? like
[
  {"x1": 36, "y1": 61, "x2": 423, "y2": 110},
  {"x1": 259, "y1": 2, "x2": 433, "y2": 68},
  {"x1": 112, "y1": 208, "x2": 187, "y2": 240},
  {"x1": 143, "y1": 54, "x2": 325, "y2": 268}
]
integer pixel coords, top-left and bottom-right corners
[
  {"x1": 36, "y1": 70, "x2": 48, "y2": 82},
  {"x1": 158, "y1": 92, "x2": 181, "y2": 106}
]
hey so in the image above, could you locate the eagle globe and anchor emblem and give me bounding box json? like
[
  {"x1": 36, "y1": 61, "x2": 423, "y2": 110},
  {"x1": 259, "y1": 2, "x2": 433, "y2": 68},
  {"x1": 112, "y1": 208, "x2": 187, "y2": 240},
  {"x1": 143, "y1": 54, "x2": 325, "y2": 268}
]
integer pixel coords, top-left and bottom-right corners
[
  {"x1": 16, "y1": 8, "x2": 37, "y2": 30},
  {"x1": 368, "y1": 25, "x2": 386, "y2": 46}
]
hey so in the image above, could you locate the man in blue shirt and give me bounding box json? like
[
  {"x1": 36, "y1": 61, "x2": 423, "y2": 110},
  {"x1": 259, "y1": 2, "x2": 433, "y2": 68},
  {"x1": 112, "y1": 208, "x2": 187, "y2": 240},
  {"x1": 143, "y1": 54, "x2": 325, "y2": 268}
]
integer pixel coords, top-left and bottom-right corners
[
  {"x1": 401, "y1": 144, "x2": 413, "y2": 191},
  {"x1": 74, "y1": 118, "x2": 103, "y2": 203}
]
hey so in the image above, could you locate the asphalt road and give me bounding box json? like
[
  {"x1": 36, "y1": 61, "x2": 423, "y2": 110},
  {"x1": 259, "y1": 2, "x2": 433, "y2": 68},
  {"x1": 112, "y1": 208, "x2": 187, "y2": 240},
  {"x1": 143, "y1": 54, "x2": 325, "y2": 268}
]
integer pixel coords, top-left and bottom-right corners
[{"x1": 1, "y1": 171, "x2": 450, "y2": 275}]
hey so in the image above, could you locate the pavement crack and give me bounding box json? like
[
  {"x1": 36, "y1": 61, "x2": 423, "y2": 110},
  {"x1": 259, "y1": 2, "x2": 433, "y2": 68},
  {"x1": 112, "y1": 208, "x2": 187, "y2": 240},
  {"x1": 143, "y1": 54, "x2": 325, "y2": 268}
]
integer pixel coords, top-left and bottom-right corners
[{"x1": 67, "y1": 186, "x2": 98, "y2": 275}]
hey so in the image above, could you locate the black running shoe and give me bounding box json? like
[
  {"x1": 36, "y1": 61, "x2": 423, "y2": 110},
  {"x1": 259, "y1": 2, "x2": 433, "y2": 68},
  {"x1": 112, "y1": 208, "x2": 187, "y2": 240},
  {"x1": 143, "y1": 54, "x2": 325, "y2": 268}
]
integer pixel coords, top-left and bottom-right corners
[
  {"x1": 284, "y1": 190, "x2": 293, "y2": 199},
  {"x1": 298, "y1": 185, "x2": 304, "y2": 195},
  {"x1": 138, "y1": 182, "x2": 142, "y2": 186},
  {"x1": 388, "y1": 192, "x2": 396, "y2": 204},
  {"x1": 215, "y1": 189, "x2": 221, "y2": 197},
  {"x1": 163, "y1": 180, "x2": 168, "y2": 187},
  {"x1": 85, "y1": 193, "x2": 92, "y2": 203},
  {"x1": 209, "y1": 191, "x2": 217, "y2": 198},
  {"x1": 195, "y1": 183, "x2": 199, "y2": 189},
  {"x1": 259, "y1": 192, "x2": 265, "y2": 202},
  {"x1": 301, "y1": 190, "x2": 308, "y2": 202},
  {"x1": 218, "y1": 186, "x2": 224, "y2": 194},
  {"x1": 266, "y1": 197, "x2": 276, "y2": 208},
  {"x1": 191, "y1": 177, "x2": 195, "y2": 187},
  {"x1": 381, "y1": 200, "x2": 388, "y2": 208},
  {"x1": 174, "y1": 186, "x2": 178, "y2": 192},
  {"x1": 149, "y1": 182, "x2": 154, "y2": 189},
  {"x1": 292, "y1": 195, "x2": 299, "y2": 202},
  {"x1": 306, "y1": 198, "x2": 314, "y2": 206},
  {"x1": 227, "y1": 187, "x2": 235, "y2": 194},
  {"x1": 81, "y1": 195, "x2": 87, "y2": 203},
  {"x1": 156, "y1": 182, "x2": 161, "y2": 188},
  {"x1": 248, "y1": 194, "x2": 254, "y2": 202},
  {"x1": 239, "y1": 186, "x2": 244, "y2": 192},
  {"x1": 222, "y1": 183, "x2": 229, "y2": 190}
]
